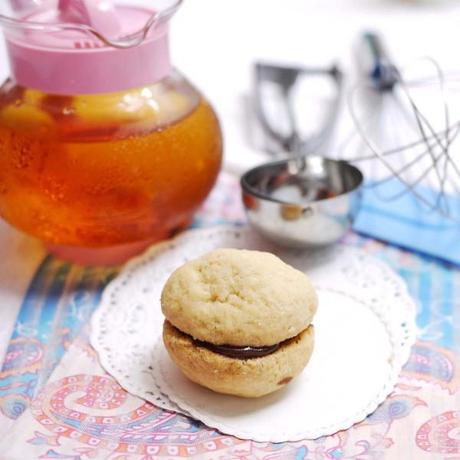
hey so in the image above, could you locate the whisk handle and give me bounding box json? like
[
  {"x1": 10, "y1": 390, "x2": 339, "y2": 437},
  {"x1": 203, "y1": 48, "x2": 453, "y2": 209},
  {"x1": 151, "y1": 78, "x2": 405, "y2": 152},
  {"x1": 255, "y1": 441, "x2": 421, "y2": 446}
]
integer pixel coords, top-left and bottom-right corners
[{"x1": 359, "y1": 32, "x2": 399, "y2": 91}]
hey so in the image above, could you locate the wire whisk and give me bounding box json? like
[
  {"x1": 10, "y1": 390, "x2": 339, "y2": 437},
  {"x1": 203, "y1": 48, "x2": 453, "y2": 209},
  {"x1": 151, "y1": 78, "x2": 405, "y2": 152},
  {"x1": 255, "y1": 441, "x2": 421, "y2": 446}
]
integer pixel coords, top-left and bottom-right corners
[{"x1": 338, "y1": 31, "x2": 460, "y2": 222}]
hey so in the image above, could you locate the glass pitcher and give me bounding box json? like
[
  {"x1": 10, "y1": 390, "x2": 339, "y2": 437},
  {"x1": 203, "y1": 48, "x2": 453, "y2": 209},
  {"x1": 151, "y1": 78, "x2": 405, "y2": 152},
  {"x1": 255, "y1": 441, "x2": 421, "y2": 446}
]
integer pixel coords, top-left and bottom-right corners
[{"x1": 0, "y1": 0, "x2": 223, "y2": 265}]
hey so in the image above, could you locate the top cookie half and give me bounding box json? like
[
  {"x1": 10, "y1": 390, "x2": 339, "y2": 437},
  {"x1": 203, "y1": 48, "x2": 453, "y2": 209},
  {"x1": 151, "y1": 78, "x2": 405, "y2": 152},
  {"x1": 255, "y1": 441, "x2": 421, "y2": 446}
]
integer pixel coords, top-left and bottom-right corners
[{"x1": 161, "y1": 248, "x2": 318, "y2": 347}]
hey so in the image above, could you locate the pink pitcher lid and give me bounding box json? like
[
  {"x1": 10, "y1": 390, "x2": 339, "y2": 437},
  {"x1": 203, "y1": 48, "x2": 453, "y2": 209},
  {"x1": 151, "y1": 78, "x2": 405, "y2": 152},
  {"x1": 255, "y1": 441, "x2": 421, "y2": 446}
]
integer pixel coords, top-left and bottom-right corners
[{"x1": 3, "y1": 0, "x2": 177, "y2": 94}]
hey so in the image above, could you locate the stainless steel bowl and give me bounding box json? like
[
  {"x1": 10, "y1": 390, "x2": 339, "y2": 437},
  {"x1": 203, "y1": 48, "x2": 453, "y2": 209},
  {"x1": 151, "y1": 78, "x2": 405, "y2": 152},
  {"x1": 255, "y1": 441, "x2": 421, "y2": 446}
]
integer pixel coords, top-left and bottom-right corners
[{"x1": 241, "y1": 156, "x2": 364, "y2": 247}]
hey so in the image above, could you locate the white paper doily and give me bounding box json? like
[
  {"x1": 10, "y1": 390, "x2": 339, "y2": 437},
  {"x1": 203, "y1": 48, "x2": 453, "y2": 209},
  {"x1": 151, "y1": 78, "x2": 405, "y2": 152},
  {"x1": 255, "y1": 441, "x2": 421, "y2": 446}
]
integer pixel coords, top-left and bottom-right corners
[{"x1": 91, "y1": 226, "x2": 416, "y2": 442}]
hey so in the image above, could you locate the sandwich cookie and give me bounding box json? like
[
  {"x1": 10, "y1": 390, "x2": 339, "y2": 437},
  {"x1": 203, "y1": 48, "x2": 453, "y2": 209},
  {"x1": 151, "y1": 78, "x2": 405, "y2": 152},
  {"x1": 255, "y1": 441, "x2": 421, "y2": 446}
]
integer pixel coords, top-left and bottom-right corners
[{"x1": 161, "y1": 248, "x2": 318, "y2": 398}]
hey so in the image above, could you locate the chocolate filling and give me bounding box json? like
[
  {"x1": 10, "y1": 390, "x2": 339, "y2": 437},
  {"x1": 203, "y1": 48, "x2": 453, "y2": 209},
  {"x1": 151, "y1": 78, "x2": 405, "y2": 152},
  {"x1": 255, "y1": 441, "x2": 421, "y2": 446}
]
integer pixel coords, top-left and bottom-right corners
[{"x1": 194, "y1": 340, "x2": 280, "y2": 359}]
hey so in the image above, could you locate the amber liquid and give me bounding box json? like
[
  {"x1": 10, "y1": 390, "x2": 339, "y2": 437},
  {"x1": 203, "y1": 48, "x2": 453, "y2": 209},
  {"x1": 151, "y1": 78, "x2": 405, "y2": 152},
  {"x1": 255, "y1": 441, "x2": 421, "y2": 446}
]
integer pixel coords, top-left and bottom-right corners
[{"x1": 0, "y1": 84, "x2": 222, "y2": 247}]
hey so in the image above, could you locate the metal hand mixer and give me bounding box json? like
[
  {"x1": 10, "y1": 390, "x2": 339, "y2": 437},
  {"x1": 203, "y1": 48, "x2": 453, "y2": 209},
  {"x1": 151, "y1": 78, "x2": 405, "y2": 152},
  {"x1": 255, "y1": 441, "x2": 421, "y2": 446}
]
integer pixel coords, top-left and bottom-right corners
[
  {"x1": 253, "y1": 62, "x2": 343, "y2": 156},
  {"x1": 242, "y1": 32, "x2": 460, "y2": 251}
]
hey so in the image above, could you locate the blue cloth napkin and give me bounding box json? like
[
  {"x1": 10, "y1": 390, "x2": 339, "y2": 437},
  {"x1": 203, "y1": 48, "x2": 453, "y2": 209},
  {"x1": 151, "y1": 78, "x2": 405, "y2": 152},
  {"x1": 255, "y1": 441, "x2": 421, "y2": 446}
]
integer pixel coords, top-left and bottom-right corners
[{"x1": 353, "y1": 178, "x2": 460, "y2": 266}]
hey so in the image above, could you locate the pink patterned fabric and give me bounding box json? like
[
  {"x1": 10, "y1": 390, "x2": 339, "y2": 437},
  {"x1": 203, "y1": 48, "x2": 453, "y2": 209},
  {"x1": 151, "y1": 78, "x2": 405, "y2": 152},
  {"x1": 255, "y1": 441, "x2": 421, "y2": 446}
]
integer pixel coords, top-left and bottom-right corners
[{"x1": 0, "y1": 172, "x2": 458, "y2": 459}]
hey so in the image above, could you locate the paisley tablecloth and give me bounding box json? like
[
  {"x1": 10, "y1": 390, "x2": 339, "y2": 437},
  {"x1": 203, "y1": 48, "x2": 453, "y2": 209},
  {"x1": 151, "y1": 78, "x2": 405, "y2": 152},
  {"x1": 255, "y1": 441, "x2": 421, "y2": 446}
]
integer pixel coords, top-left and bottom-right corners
[{"x1": 0, "y1": 172, "x2": 459, "y2": 459}]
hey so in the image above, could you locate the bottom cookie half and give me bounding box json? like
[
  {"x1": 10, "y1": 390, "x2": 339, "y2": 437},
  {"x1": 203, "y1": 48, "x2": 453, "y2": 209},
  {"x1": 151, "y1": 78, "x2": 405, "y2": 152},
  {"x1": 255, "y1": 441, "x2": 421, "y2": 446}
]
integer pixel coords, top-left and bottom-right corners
[{"x1": 162, "y1": 320, "x2": 315, "y2": 398}]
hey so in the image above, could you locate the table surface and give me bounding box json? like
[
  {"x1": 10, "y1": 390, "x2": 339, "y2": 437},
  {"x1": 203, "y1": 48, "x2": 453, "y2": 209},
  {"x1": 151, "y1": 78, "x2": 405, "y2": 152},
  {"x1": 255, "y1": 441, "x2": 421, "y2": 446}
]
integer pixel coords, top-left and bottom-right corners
[
  {"x1": 1, "y1": 1, "x2": 460, "y2": 458},
  {"x1": 0, "y1": 173, "x2": 459, "y2": 459}
]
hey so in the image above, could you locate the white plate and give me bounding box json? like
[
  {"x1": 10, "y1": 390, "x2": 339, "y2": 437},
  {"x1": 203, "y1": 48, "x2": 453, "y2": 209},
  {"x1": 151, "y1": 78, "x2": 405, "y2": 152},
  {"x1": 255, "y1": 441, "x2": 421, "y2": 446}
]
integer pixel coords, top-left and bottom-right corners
[{"x1": 91, "y1": 226, "x2": 416, "y2": 442}]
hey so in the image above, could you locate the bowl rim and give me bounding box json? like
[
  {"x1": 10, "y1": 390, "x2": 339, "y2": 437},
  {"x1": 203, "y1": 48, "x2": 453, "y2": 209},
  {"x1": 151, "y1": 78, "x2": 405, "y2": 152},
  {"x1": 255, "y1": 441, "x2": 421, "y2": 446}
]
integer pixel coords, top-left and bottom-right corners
[{"x1": 240, "y1": 156, "x2": 364, "y2": 206}]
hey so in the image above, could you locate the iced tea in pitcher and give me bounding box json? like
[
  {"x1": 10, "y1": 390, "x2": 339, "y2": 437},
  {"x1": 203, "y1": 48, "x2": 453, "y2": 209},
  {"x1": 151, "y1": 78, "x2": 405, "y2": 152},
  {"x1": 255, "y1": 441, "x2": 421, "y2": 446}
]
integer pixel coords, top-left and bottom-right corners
[{"x1": 0, "y1": 0, "x2": 222, "y2": 264}]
